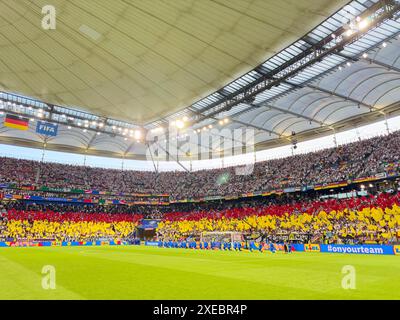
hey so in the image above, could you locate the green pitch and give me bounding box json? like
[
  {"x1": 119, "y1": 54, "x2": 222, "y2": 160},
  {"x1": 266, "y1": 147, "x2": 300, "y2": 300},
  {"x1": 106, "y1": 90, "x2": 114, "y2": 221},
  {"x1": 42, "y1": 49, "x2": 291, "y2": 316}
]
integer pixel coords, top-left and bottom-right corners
[{"x1": 0, "y1": 245, "x2": 399, "y2": 300}]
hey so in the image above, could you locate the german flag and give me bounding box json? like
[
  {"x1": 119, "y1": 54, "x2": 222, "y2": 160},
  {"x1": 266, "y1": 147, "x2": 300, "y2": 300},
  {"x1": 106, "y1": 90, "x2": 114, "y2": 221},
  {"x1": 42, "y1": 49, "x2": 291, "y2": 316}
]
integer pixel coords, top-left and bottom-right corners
[{"x1": 4, "y1": 114, "x2": 29, "y2": 130}]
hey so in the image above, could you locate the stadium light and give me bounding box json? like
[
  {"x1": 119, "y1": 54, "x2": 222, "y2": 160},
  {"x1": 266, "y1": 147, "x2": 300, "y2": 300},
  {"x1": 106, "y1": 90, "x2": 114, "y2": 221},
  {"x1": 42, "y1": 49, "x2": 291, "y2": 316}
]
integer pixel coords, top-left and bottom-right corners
[
  {"x1": 134, "y1": 130, "x2": 142, "y2": 140},
  {"x1": 345, "y1": 29, "x2": 353, "y2": 37},
  {"x1": 176, "y1": 120, "x2": 184, "y2": 129},
  {"x1": 358, "y1": 18, "x2": 369, "y2": 30}
]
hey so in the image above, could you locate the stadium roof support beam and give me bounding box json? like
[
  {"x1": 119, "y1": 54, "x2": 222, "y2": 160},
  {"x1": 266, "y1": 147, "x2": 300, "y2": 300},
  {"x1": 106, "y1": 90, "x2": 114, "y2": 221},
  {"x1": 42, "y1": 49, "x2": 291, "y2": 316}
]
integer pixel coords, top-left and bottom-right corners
[
  {"x1": 211, "y1": 85, "x2": 328, "y2": 128},
  {"x1": 335, "y1": 51, "x2": 400, "y2": 75},
  {"x1": 285, "y1": 81, "x2": 377, "y2": 111},
  {"x1": 145, "y1": 142, "x2": 159, "y2": 173},
  {"x1": 362, "y1": 57, "x2": 400, "y2": 74},
  {"x1": 229, "y1": 118, "x2": 280, "y2": 136},
  {"x1": 227, "y1": 30, "x2": 400, "y2": 123},
  {"x1": 190, "y1": 0, "x2": 400, "y2": 125},
  {"x1": 123, "y1": 141, "x2": 136, "y2": 157},
  {"x1": 86, "y1": 131, "x2": 98, "y2": 150},
  {"x1": 248, "y1": 102, "x2": 326, "y2": 126},
  {"x1": 153, "y1": 140, "x2": 190, "y2": 172},
  {"x1": 188, "y1": 107, "x2": 281, "y2": 136}
]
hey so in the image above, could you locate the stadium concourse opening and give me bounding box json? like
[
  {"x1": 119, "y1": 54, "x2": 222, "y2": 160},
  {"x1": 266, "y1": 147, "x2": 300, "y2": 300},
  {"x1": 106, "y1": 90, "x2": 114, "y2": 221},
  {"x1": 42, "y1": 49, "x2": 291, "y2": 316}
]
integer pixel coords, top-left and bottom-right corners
[{"x1": 0, "y1": 0, "x2": 400, "y2": 304}]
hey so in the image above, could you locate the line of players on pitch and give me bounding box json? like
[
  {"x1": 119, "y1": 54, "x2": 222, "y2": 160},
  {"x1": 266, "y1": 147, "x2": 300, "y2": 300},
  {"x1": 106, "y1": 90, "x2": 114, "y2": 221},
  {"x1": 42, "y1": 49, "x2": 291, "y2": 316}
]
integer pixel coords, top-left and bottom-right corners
[{"x1": 158, "y1": 240, "x2": 293, "y2": 253}]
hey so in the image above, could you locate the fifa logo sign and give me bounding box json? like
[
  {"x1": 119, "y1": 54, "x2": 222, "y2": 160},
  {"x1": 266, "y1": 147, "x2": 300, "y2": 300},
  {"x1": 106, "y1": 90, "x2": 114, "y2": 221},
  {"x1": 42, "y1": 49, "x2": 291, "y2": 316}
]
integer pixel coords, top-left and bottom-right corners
[{"x1": 36, "y1": 121, "x2": 59, "y2": 137}]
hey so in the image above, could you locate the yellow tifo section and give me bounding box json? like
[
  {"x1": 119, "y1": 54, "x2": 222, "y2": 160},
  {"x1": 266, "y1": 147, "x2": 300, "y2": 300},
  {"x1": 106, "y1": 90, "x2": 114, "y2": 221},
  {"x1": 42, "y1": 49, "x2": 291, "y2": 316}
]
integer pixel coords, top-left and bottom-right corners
[
  {"x1": 2, "y1": 220, "x2": 138, "y2": 240},
  {"x1": 157, "y1": 205, "x2": 400, "y2": 241}
]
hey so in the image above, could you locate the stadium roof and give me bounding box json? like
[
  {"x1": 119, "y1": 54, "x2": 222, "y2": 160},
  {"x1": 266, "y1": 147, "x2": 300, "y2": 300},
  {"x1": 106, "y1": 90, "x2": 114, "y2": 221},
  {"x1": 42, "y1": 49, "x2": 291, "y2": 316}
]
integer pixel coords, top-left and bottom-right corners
[
  {"x1": 1, "y1": 0, "x2": 400, "y2": 161},
  {"x1": 0, "y1": 0, "x2": 349, "y2": 124}
]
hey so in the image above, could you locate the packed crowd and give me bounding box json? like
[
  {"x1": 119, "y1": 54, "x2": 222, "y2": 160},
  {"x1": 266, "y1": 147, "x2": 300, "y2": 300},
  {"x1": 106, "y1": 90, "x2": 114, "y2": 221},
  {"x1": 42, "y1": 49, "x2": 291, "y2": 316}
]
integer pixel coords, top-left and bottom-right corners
[
  {"x1": 0, "y1": 130, "x2": 399, "y2": 199},
  {"x1": 0, "y1": 201, "x2": 171, "y2": 218},
  {"x1": 1, "y1": 189, "x2": 169, "y2": 203},
  {"x1": 0, "y1": 192, "x2": 321, "y2": 218},
  {"x1": 1, "y1": 191, "x2": 400, "y2": 244},
  {"x1": 156, "y1": 192, "x2": 400, "y2": 245}
]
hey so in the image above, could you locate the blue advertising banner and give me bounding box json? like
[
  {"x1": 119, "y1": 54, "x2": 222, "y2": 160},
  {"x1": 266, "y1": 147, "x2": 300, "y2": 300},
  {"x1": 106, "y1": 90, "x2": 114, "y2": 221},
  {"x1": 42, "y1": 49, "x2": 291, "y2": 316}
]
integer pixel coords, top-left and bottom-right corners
[
  {"x1": 291, "y1": 244, "x2": 305, "y2": 252},
  {"x1": 145, "y1": 241, "x2": 161, "y2": 246},
  {"x1": 142, "y1": 242, "x2": 399, "y2": 256},
  {"x1": 320, "y1": 244, "x2": 394, "y2": 255},
  {"x1": 141, "y1": 219, "x2": 160, "y2": 229},
  {"x1": 295, "y1": 243, "x2": 396, "y2": 255},
  {"x1": 28, "y1": 196, "x2": 43, "y2": 201},
  {"x1": 36, "y1": 121, "x2": 58, "y2": 137},
  {"x1": 46, "y1": 197, "x2": 67, "y2": 202}
]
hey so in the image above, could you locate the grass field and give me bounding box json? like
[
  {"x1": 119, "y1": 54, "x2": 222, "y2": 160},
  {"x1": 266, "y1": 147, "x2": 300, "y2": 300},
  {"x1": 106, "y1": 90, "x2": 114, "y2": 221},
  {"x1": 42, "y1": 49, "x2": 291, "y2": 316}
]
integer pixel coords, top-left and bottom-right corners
[{"x1": 0, "y1": 245, "x2": 399, "y2": 300}]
